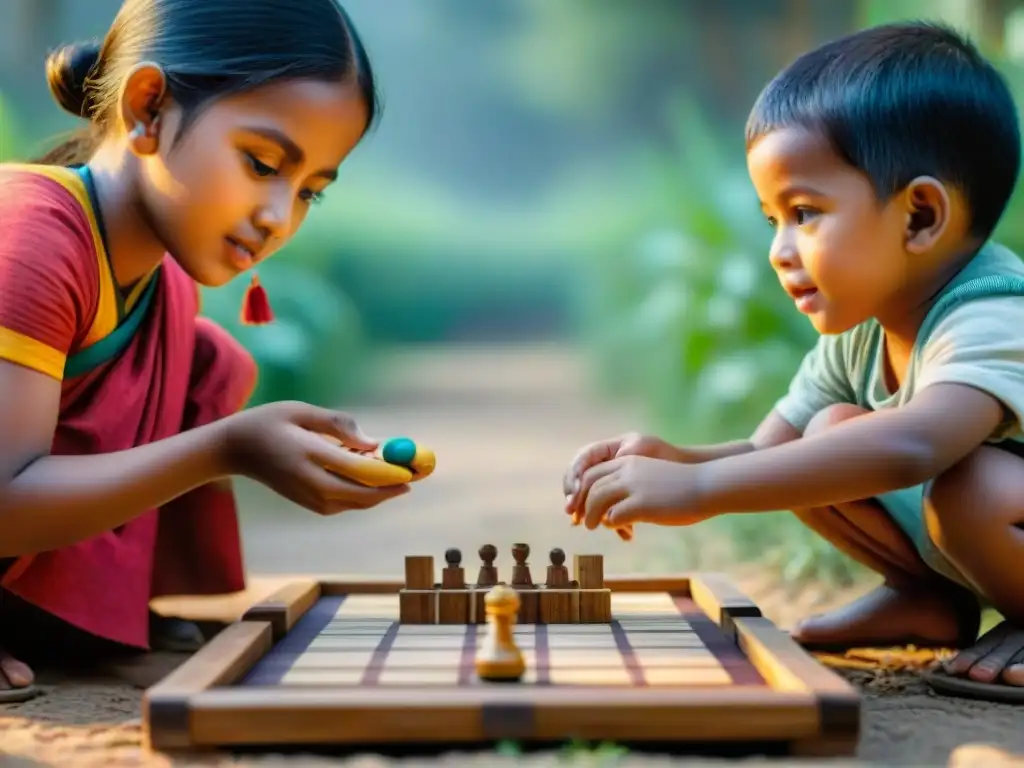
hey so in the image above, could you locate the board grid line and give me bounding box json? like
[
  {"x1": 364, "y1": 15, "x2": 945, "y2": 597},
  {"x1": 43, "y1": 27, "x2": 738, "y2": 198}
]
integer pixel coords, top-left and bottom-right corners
[
  {"x1": 671, "y1": 594, "x2": 764, "y2": 686},
  {"x1": 609, "y1": 620, "x2": 645, "y2": 686},
  {"x1": 361, "y1": 620, "x2": 400, "y2": 686},
  {"x1": 457, "y1": 624, "x2": 478, "y2": 686},
  {"x1": 240, "y1": 595, "x2": 346, "y2": 687},
  {"x1": 534, "y1": 623, "x2": 550, "y2": 685}
]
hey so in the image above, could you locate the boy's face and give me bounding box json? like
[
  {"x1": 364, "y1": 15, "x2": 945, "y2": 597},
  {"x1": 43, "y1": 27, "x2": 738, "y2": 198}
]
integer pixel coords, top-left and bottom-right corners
[{"x1": 746, "y1": 126, "x2": 910, "y2": 335}]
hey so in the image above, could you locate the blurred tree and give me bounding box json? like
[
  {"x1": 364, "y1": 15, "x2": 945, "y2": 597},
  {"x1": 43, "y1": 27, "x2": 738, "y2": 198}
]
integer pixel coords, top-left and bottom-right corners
[
  {"x1": 199, "y1": 260, "x2": 369, "y2": 407},
  {"x1": 0, "y1": 92, "x2": 24, "y2": 161},
  {"x1": 342, "y1": 0, "x2": 857, "y2": 204},
  {"x1": 978, "y1": 0, "x2": 1014, "y2": 53},
  {"x1": 1, "y1": 0, "x2": 61, "y2": 121},
  {"x1": 476, "y1": 0, "x2": 856, "y2": 127}
]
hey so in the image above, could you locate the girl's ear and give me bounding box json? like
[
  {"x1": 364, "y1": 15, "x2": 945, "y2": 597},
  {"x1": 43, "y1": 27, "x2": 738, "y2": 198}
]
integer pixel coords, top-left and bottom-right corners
[
  {"x1": 902, "y1": 176, "x2": 951, "y2": 254},
  {"x1": 119, "y1": 61, "x2": 167, "y2": 156}
]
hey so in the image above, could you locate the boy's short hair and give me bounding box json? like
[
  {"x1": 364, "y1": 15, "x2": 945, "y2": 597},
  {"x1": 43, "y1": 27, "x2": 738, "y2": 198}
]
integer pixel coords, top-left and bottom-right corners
[{"x1": 746, "y1": 22, "x2": 1020, "y2": 241}]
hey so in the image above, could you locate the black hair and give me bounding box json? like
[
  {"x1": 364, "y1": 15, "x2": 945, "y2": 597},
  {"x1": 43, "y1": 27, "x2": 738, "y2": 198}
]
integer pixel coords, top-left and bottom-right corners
[
  {"x1": 38, "y1": 0, "x2": 380, "y2": 165},
  {"x1": 746, "y1": 21, "x2": 1021, "y2": 240}
]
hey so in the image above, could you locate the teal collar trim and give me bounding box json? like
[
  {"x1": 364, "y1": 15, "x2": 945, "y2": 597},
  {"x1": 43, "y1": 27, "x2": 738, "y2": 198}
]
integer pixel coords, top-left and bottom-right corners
[
  {"x1": 64, "y1": 271, "x2": 160, "y2": 379},
  {"x1": 63, "y1": 165, "x2": 161, "y2": 379}
]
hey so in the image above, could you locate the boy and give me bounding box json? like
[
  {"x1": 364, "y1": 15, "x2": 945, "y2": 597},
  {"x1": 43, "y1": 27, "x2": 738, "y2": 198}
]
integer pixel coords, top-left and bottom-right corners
[{"x1": 564, "y1": 21, "x2": 1024, "y2": 701}]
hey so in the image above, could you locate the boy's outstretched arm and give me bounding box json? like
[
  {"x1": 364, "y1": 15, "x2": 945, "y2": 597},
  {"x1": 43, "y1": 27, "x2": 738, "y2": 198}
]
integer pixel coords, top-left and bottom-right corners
[
  {"x1": 579, "y1": 382, "x2": 1005, "y2": 527},
  {"x1": 662, "y1": 410, "x2": 806, "y2": 462},
  {"x1": 697, "y1": 383, "x2": 1003, "y2": 514}
]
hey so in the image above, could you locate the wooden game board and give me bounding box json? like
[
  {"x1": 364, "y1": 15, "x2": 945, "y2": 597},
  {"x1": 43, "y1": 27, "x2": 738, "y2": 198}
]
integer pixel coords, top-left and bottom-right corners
[{"x1": 143, "y1": 573, "x2": 861, "y2": 756}]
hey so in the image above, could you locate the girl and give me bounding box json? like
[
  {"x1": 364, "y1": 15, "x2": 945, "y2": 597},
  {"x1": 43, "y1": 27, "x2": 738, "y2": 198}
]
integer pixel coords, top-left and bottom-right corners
[{"x1": 0, "y1": 0, "x2": 410, "y2": 701}]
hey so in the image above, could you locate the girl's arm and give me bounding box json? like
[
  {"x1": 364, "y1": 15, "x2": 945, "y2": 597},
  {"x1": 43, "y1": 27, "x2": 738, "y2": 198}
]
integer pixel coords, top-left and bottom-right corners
[
  {"x1": 0, "y1": 360, "x2": 230, "y2": 556},
  {"x1": 0, "y1": 361, "x2": 408, "y2": 558}
]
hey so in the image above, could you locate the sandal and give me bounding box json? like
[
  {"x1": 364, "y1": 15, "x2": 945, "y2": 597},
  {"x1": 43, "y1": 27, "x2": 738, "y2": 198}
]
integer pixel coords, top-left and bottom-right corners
[{"x1": 925, "y1": 669, "x2": 1024, "y2": 703}]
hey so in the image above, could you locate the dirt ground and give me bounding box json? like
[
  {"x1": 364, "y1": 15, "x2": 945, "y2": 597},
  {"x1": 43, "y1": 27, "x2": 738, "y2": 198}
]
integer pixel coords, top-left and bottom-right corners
[{"x1": 1, "y1": 345, "x2": 1023, "y2": 767}]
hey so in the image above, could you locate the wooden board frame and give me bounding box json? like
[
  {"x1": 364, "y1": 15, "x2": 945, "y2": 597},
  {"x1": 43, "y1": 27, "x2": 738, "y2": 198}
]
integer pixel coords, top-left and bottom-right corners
[{"x1": 142, "y1": 573, "x2": 861, "y2": 756}]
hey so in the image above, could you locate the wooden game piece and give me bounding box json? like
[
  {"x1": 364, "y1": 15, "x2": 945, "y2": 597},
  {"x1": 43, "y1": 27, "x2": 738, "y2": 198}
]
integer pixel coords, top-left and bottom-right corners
[
  {"x1": 510, "y1": 543, "x2": 539, "y2": 623},
  {"x1": 510, "y1": 543, "x2": 533, "y2": 586},
  {"x1": 574, "y1": 553, "x2": 602, "y2": 589},
  {"x1": 545, "y1": 547, "x2": 570, "y2": 587},
  {"x1": 476, "y1": 544, "x2": 498, "y2": 586},
  {"x1": 399, "y1": 555, "x2": 436, "y2": 624},
  {"x1": 539, "y1": 548, "x2": 580, "y2": 623},
  {"x1": 441, "y1": 548, "x2": 464, "y2": 588},
  {"x1": 438, "y1": 548, "x2": 470, "y2": 624},
  {"x1": 475, "y1": 584, "x2": 525, "y2": 683},
  {"x1": 579, "y1": 592, "x2": 611, "y2": 622},
  {"x1": 539, "y1": 588, "x2": 580, "y2": 623},
  {"x1": 574, "y1": 554, "x2": 612, "y2": 623},
  {"x1": 473, "y1": 544, "x2": 499, "y2": 624},
  {"x1": 405, "y1": 555, "x2": 434, "y2": 589}
]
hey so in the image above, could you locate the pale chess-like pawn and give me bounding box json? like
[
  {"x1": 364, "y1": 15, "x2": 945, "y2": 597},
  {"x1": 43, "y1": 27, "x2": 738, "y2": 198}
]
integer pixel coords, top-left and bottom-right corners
[{"x1": 475, "y1": 584, "x2": 525, "y2": 682}]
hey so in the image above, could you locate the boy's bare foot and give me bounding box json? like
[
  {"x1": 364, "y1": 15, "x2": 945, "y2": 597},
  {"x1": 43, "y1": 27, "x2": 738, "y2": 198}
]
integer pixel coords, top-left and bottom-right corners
[
  {"x1": 942, "y1": 621, "x2": 1024, "y2": 686},
  {"x1": 0, "y1": 648, "x2": 39, "y2": 703},
  {"x1": 791, "y1": 582, "x2": 979, "y2": 649}
]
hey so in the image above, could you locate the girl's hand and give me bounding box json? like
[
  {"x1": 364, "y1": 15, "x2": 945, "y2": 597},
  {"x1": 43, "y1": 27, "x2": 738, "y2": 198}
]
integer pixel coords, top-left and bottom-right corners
[
  {"x1": 575, "y1": 455, "x2": 713, "y2": 531},
  {"x1": 219, "y1": 401, "x2": 411, "y2": 515}
]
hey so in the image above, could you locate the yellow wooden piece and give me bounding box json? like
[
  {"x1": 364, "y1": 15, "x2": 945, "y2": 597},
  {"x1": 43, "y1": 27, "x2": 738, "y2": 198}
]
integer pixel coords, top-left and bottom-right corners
[
  {"x1": 408, "y1": 445, "x2": 436, "y2": 480},
  {"x1": 316, "y1": 436, "x2": 437, "y2": 488},
  {"x1": 475, "y1": 584, "x2": 525, "y2": 681}
]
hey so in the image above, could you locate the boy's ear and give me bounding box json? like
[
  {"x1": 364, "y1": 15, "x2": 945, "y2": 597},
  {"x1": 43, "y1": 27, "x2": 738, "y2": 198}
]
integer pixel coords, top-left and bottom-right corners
[{"x1": 902, "y1": 176, "x2": 951, "y2": 253}]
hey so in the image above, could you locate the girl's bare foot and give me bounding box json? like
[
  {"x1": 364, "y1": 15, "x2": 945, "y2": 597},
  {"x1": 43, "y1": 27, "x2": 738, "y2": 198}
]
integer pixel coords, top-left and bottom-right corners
[
  {"x1": 148, "y1": 611, "x2": 205, "y2": 653},
  {"x1": 791, "y1": 582, "x2": 979, "y2": 649},
  {"x1": 0, "y1": 649, "x2": 39, "y2": 703}
]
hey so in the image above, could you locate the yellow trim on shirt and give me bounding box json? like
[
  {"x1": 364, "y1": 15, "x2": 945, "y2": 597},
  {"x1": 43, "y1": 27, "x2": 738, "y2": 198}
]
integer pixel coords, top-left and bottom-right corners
[
  {"x1": 0, "y1": 326, "x2": 66, "y2": 381},
  {"x1": 123, "y1": 264, "x2": 161, "y2": 314},
  {"x1": 3, "y1": 164, "x2": 118, "y2": 347}
]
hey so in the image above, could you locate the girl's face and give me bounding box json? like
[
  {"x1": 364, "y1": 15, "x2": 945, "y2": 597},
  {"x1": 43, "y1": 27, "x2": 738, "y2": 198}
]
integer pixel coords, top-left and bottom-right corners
[{"x1": 137, "y1": 76, "x2": 369, "y2": 287}]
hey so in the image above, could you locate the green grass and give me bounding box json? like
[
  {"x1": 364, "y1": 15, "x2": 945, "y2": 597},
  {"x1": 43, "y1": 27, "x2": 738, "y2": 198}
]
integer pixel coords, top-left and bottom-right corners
[{"x1": 495, "y1": 739, "x2": 630, "y2": 764}]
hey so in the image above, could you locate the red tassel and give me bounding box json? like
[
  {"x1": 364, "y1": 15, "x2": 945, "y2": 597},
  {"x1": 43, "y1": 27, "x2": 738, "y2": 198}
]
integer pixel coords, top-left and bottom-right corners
[{"x1": 240, "y1": 273, "x2": 274, "y2": 325}]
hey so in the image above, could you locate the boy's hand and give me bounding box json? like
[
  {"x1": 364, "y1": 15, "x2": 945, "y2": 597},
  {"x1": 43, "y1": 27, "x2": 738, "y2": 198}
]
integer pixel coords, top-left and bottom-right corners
[
  {"x1": 563, "y1": 432, "x2": 681, "y2": 511},
  {"x1": 563, "y1": 432, "x2": 685, "y2": 542},
  {"x1": 575, "y1": 455, "x2": 712, "y2": 531}
]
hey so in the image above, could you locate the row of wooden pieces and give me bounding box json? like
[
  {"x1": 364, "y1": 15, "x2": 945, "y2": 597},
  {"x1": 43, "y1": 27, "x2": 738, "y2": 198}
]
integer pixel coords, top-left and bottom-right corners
[
  {"x1": 410, "y1": 546, "x2": 606, "y2": 590},
  {"x1": 400, "y1": 551, "x2": 611, "y2": 625},
  {"x1": 404, "y1": 549, "x2": 607, "y2": 591}
]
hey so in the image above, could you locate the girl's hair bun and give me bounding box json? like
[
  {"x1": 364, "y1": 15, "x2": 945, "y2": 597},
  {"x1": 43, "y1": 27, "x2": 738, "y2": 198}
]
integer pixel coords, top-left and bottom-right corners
[{"x1": 45, "y1": 42, "x2": 102, "y2": 118}]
